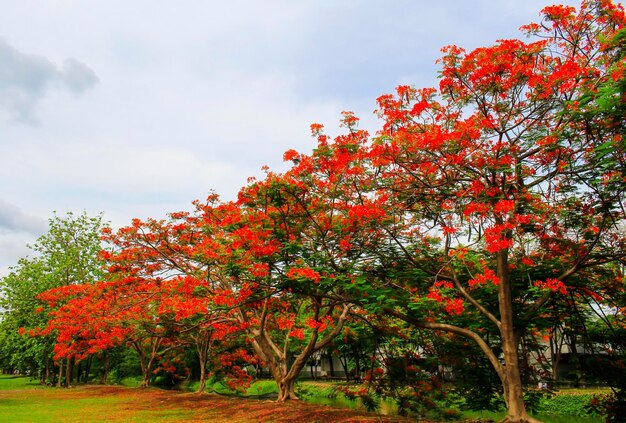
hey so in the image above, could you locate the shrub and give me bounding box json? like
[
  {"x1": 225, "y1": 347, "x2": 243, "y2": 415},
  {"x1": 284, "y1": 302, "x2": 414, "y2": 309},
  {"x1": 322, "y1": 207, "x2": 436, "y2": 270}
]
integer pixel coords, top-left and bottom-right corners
[{"x1": 536, "y1": 393, "x2": 599, "y2": 417}]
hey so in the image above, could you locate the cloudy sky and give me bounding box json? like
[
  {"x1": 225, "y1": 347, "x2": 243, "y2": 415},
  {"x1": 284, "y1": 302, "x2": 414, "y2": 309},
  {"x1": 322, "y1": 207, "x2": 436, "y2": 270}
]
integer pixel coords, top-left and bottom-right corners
[{"x1": 0, "y1": 0, "x2": 579, "y2": 274}]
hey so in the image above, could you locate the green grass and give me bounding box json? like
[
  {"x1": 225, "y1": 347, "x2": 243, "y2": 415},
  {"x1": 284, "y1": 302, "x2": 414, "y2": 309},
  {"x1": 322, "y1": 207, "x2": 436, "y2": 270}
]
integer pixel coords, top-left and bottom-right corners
[
  {"x1": 462, "y1": 410, "x2": 603, "y2": 423},
  {"x1": 0, "y1": 376, "x2": 401, "y2": 422},
  {"x1": 0, "y1": 375, "x2": 197, "y2": 423},
  {"x1": 460, "y1": 388, "x2": 608, "y2": 423},
  {"x1": 0, "y1": 395, "x2": 196, "y2": 423},
  {"x1": 187, "y1": 378, "x2": 278, "y2": 397},
  {"x1": 245, "y1": 380, "x2": 278, "y2": 396},
  {"x1": 0, "y1": 392, "x2": 120, "y2": 423},
  {"x1": 0, "y1": 374, "x2": 44, "y2": 390},
  {"x1": 116, "y1": 375, "x2": 143, "y2": 388},
  {"x1": 0, "y1": 375, "x2": 608, "y2": 422}
]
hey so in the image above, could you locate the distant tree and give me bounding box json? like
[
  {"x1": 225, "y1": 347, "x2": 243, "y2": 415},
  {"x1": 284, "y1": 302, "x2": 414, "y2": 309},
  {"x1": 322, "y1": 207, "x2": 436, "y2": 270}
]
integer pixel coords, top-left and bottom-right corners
[{"x1": 0, "y1": 211, "x2": 107, "y2": 385}]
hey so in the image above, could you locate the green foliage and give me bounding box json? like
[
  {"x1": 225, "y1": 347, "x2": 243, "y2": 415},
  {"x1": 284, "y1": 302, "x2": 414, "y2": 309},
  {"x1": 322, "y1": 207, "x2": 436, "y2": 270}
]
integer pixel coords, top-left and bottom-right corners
[
  {"x1": 442, "y1": 338, "x2": 504, "y2": 413},
  {"x1": 587, "y1": 390, "x2": 626, "y2": 423},
  {"x1": 0, "y1": 211, "x2": 108, "y2": 378},
  {"x1": 536, "y1": 392, "x2": 600, "y2": 417},
  {"x1": 106, "y1": 348, "x2": 142, "y2": 383},
  {"x1": 295, "y1": 382, "x2": 338, "y2": 401},
  {"x1": 523, "y1": 388, "x2": 554, "y2": 414},
  {"x1": 116, "y1": 376, "x2": 144, "y2": 388}
]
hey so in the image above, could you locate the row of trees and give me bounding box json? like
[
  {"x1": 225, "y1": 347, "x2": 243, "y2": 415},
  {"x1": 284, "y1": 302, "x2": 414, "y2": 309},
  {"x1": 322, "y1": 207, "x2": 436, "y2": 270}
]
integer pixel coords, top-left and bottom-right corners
[{"x1": 1, "y1": 2, "x2": 625, "y2": 422}]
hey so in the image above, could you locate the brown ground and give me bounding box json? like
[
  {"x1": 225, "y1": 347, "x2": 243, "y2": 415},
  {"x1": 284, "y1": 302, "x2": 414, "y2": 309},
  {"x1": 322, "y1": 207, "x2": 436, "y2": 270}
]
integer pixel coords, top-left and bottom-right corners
[{"x1": 24, "y1": 385, "x2": 423, "y2": 422}]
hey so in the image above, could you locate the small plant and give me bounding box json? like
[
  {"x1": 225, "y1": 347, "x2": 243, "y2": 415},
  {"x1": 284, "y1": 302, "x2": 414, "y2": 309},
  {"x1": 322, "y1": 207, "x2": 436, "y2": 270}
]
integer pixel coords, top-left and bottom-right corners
[
  {"x1": 587, "y1": 390, "x2": 626, "y2": 422},
  {"x1": 295, "y1": 382, "x2": 338, "y2": 401},
  {"x1": 523, "y1": 388, "x2": 553, "y2": 414}
]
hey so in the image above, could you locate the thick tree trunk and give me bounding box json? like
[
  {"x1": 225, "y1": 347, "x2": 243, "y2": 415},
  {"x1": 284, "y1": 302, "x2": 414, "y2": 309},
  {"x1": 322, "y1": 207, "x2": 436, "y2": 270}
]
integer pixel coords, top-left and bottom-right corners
[
  {"x1": 497, "y1": 250, "x2": 538, "y2": 423},
  {"x1": 277, "y1": 377, "x2": 298, "y2": 401},
  {"x1": 266, "y1": 359, "x2": 299, "y2": 401},
  {"x1": 500, "y1": 331, "x2": 532, "y2": 422}
]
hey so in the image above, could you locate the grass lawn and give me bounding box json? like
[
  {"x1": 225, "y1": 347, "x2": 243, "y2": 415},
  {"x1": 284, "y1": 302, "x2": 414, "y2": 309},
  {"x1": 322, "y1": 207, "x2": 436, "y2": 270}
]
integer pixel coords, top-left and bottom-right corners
[
  {"x1": 0, "y1": 375, "x2": 608, "y2": 422},
  {"x1": 0, "y1": 375, "x2": 411, "y2": 422}
]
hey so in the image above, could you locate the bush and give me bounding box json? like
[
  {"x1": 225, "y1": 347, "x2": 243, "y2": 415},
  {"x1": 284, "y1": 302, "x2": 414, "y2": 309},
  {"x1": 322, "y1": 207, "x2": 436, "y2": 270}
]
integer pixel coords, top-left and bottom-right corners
[
  {"x1": 536, "y1": 392, "x2": 599, "y2": 417},
  {"x1": 246, "y1": 380, "x2": 278, "y2": 396},
  {"x1": 587, "y1": 390, "x2": 626, "y2": 423},
  {"x1": 296, "y1": 382, "x2": 338, "y2": 401}
]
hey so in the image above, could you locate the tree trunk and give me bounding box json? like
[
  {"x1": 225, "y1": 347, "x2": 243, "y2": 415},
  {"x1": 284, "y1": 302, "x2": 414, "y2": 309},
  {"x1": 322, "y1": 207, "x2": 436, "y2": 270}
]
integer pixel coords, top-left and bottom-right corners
[
  {"x1": 195, "y1": 335, "x2": 210, "y2": 394},
  {"x1": 196, "y1": 355, "x2": 207, "y2": 393},
  {"x1": 76, "y1": 362, "x2": 83, "y2": 384},
  {"x1": 355, "y1": 351, "x2": 362, "y2": 382},
  {"x1": 140, "y1": 371, "x2": 151, "y2": 388},
  {"x1": 497, "y1": 250, "x2": 538, "y2": 423},
  {"x1": 500, "y1": 329, "x2": 531, "y2": 422},
  {"x1": 56, "y1": 361, "x2": 63, "y2": 388},
  {"x1": 328, "y1": 354, "x2": 335, "y2": 377},
  {"x1": 131, "y1": 342, "x2": 152, "y2": 388},
  {"x1": 339, "y1": 353, "x2": 350, "y2": 382},
  {"x1": 277, "y1": 377, "x2": 298, "y2": 401},
  {"x1": 85, "y1": 355, "x2": 93, "y2": 382},
  {"x1": 64, "y1": 357, "x2": 73, "y2": 387},
  {"x1": 43, "y1": 361, "x2": 51, "y2": 385},
  {"x1": 140, "y1": 353, "x2": 157, "y2": 388},
  {"x1": 100, "y1": 352, "x2": 109, "y2": 384},
  {"x1": 267, "y1": 360, "x2": 300, "y2": 401}
]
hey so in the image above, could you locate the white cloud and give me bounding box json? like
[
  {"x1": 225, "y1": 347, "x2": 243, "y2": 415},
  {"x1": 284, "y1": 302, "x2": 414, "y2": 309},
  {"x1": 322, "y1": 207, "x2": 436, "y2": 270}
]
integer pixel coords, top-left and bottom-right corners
[
  {"x1": 0, "y1": 200, "x2": 47, "y2": 235},
  {"x1": 0, "y1": 38, "x2": 97, "y2": 124},
  {"x1": 0, "y1": 200, "x2": 46, "y2": 275}
]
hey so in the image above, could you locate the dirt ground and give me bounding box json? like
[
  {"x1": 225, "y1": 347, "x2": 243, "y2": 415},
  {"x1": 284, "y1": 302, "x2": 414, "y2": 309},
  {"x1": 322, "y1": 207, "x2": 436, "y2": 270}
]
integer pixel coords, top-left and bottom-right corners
[{"x1": 8, "y1": 384, "x2": 422, "y2": 422}]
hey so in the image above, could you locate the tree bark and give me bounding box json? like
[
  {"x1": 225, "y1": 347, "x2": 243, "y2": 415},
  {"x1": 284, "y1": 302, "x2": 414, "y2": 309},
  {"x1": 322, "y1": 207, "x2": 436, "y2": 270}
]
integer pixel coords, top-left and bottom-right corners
[
  {"x1": 131, "y1": 342, "x2": 153, "y2": 388},
  {"x1": 265, "y1": 356, "x2": 301, "y2": 401},
  {"x1": 328, "y1": 353, "x2": 335, "y2": 377},
  {"x1": 64, "y1": 356, "x2": 74, "y2": 387},
  {"x1": 194, "y1": 334, "x2": 211, "y2": 394},
  {"x1": 42, "y1": 361, "x2": 51, "y2": 385},
  {"x1": 85, "y1": 355, "x2": 93, "y2": 382},
  {"x1": 497, "y1": 250, "x2": 539, "y2": 423},
  {"x1": 382, "y1": 300, "x2": 541, "y2": 422},
  {"x1": 277, "y1": 377, "x2": 298, "y2": 401},
  {"x1": 197, "y1": 361, "x2": 207, "y2": 393},
  {"x1": 100, "y1": 352, "x2": 109, "y2": 385},
  {"x1": 76, "y1": 362, "x2": 82, "y2": 384},
  {"x1": 140, "y1": 371, "x2": 151, "y2": 388},
  {"x1": 56, "y1": 360, "x2": 63, "y2": 388},
  {"x1": 339, "y1": 353, "x2": 350, "y2": 382}
]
